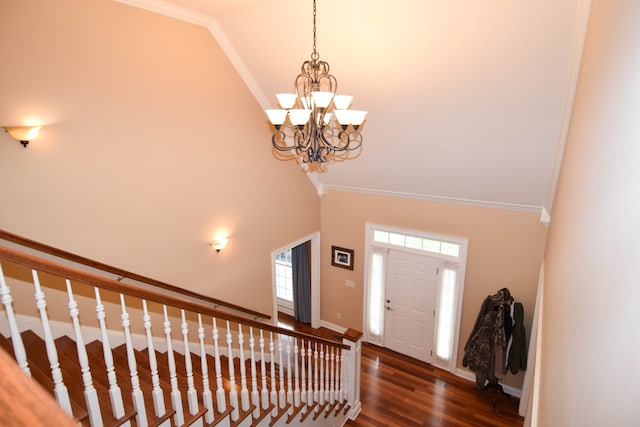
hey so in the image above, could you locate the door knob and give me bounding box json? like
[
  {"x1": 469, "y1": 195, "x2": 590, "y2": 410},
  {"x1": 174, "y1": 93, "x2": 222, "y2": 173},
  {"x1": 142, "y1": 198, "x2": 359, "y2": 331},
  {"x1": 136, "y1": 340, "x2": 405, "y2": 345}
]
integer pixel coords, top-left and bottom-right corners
[
  {"x1": 386, "y1": 299, "x2": 390, "y2": 303},
  {"x1": 386, "y1": 306, "x2": 392, "y2": 311}
]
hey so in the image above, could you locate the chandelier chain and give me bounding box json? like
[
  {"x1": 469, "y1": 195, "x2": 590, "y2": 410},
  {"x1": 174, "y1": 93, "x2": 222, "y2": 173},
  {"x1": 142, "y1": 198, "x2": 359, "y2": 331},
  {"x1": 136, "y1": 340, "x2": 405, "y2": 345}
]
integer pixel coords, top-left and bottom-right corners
[{"x1": 312, "y1": 0, "x2": 318, "y2": 60}]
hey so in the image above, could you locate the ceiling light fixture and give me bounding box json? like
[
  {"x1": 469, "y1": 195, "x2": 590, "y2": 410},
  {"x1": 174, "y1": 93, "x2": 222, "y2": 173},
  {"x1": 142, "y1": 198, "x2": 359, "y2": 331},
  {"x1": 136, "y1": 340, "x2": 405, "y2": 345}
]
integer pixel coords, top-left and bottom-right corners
[
  {"x1": 3, "y1": 126, "x2": 41, "y2": 147},
  {"x1": 265, "y1": 0, "x2": 367, "y2": 165}
]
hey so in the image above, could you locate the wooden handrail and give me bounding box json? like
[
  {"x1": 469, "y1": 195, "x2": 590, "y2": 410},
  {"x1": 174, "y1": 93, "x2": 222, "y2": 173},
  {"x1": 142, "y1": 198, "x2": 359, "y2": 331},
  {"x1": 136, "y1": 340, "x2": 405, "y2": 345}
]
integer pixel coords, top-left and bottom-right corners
[
  {"x1": 0, "y1": 229, "x2": 269, "y2": 320},
  {"x1": 0, "y1": 244, "x2": 348, "y2": 350}
]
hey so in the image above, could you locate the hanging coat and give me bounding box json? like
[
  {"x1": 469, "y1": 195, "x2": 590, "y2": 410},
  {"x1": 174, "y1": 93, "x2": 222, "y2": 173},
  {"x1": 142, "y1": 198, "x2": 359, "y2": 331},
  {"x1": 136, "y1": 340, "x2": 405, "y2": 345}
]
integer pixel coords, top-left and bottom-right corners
[
  {"x1": 507, "y1": 302, "x2": 527, "y2": 374},
  {"x1": 463, "y1": 288, "x2": 513, "y2": 389}
]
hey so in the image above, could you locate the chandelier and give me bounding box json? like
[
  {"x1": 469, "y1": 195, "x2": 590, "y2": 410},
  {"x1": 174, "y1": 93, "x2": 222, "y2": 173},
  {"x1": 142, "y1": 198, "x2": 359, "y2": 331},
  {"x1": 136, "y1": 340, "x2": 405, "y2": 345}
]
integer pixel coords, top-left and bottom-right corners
[{"x1": 265, "y1": 0, "x2": 367, "y2": 164}]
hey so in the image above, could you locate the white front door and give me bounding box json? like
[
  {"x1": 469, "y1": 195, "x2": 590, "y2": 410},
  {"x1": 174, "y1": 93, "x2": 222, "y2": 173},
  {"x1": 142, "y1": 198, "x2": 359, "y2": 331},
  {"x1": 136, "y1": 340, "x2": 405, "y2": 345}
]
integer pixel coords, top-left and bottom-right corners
[{"x1": 383, "y1": 249, "x2": 440, "y2": 363}]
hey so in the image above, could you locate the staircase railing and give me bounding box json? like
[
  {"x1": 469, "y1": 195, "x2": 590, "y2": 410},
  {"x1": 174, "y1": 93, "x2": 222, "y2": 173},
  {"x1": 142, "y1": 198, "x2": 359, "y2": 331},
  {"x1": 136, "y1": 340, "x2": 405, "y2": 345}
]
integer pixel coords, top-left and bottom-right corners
[
  {"x1": 0, "y1": 229, "x2": 270, "y2": 320},
  {"x1": 0, "y1": 244, "x2": 362, "y2": 427}
]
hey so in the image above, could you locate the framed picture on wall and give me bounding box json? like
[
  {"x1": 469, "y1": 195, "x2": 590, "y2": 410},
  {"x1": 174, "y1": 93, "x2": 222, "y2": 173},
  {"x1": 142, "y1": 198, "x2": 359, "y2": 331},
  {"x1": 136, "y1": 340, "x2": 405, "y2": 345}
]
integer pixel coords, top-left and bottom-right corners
[{"x1": 331, "y1": 246, "x2": 354, "y2": 270}]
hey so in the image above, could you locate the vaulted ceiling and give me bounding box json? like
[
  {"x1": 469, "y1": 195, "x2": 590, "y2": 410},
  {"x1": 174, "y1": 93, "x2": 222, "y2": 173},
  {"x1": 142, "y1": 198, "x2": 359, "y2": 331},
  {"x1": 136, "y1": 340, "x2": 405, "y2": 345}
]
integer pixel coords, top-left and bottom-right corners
[{"x1": 119, "y1": 0, "x2": 590, "y2": 219}]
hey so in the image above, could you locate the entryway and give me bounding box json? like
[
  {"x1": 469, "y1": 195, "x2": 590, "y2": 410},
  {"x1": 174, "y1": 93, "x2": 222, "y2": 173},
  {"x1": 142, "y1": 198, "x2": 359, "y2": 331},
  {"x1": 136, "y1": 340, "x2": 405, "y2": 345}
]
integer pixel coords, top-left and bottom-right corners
[
  {"x1": 271, "y1": 232, "x2": 321, "y2": 328},
  {"x1": 364, "y1": 223, "x2": 468, "y2": 372}
]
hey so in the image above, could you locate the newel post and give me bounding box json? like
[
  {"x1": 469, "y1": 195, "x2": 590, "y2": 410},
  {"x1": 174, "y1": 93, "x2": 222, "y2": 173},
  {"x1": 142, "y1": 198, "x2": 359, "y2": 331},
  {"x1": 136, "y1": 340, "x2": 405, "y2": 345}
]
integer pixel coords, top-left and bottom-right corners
[{"x1": 342, "y1": 328, "x2": 363, "y2": 420}]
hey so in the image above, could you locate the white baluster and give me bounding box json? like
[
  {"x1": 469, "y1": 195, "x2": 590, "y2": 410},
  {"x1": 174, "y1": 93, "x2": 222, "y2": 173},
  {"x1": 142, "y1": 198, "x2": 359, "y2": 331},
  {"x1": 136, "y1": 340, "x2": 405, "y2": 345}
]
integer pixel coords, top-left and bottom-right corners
[
  {"x1": 259, "y1": 330, "x2": 269, "y2": 411},
  {"x1": 198, "y1": 314, "x2": 214, "y2": 424},
  {"x1": 325, "y1": 346, "x2": 330, "y2": 406},
  {"x1": 300, "y1": 340, "x2": 306, "y2": 407},
  {"x1": 313, "y1": 343, "x2": 319, "y2": 405},
  {"x1": 142, "y1": 300, "x2": 167, "y2": 425},
  {"x1": 307, "y1": 341, "x2": 313, "y2": 405},
  {"x1": 269, "y1": 332, "x2": 277, "y2": 416},
  {"x1": 249, "y1": 327, "x2": 260, "y2": 418},
  {"x1": 340, "y1": 350, "x2": 344, "y2": 402},
  {"x1": 226, "y1": 320, "x2": 239, "y2": 421},
  {"x1": 95, "y1": 289, "x2": 127, "y2": 424},
  {"x1": 120, "y1": 294, "x2": 148, "y2": 427},
  {"x1": 277, "y1": 335, "x2": 286, "y2": 409},
  {"x1": 294, "y1": 339, "x2": 300, "y2": 408},
  {"x1": 319, "y1": 344, "x2": 325, "y2": 405},
  {"x1": 337, "y1": 348, "x2": 344, "y2": 403},
  {"x1": 32, "y1": 270, "x2": 72, "y2": 416},
  {"x1": 0, "y1": 262, "x2": 30, "y2": 376},
  {"x1": 286, "y1": 340, "x2": 293, "y2": 414},
  {"x1": 237, "y1": 324, "x2": 249, "y2": 412},
  {"x1": 181, "y1": 310, "x2": 202, "y2": 427},
  {"x1": 329, "y1": 347, "x2": 335, "y2": 405},
  {"x1": 66, "y1": 280, "x2": 102, "y2": 427},
  {"x1": 212, "y1": 318, "x2": 226, "y2": 413},
  {"x1": 163, "y1": 305, "x2": 184, "y2": 426}
]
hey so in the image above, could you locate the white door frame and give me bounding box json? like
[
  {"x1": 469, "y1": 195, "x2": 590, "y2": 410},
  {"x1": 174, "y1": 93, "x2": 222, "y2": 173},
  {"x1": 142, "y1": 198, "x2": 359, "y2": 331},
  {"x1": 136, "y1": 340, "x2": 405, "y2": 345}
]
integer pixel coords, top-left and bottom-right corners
[
  {"x1": 271, "y1": 231, "x2": 321, "y2": 328},
  {"x1": 363, "y1": 223, "x2": 468, "y2": 372}
]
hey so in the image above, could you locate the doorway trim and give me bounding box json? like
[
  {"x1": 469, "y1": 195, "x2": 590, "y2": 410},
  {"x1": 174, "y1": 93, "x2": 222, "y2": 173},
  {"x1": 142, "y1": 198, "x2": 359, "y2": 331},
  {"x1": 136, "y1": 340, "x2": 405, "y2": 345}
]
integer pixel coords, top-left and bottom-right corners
[
  {"x1": 363, "y1": 223, "x2": 468, "y2": 372},
  {"x1": 271, "y1": 231, "x2": 321, "y2": 328}
]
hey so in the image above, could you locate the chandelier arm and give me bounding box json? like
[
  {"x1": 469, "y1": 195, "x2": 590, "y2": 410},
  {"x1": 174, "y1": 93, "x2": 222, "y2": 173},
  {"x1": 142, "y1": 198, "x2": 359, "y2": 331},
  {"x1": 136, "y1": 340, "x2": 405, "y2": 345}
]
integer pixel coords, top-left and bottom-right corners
[
  {"x1": 339, "y1": 130, "x2": 363, "y2": 151},
  {"x1": 270, "y1": 123, "x2": 316, "y2": 154},
  {"x1": 294, "y1": 125, "x2": 313, "y2": 151},
  {"x1": 318, "y1": 126, "x2": 339, "y2": 149},
  {"x1": 271, "y1": 129, "x2": 298, "y2": 152}
]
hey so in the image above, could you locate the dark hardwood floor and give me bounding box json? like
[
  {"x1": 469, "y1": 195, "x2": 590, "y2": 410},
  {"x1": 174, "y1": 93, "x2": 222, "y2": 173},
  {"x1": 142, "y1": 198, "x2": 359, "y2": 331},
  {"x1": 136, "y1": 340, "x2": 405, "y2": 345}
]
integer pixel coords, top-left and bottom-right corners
[{"x1": 277, "y1": 313, "x2": 524, "y2": 427}]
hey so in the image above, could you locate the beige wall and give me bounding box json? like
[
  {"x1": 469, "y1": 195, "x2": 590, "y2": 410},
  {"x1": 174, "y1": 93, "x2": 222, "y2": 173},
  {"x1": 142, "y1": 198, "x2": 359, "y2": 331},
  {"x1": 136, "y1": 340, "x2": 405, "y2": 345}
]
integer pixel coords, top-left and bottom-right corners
[
  {"x1": 320, "y1": 190, "x2": 547, "y2": 388},
  {"x1": 537, "y1": 1, "x2": 640, "y2": 425},
  {"x1": 0, "y1": 0, "x2": 320, "y2": 317}
]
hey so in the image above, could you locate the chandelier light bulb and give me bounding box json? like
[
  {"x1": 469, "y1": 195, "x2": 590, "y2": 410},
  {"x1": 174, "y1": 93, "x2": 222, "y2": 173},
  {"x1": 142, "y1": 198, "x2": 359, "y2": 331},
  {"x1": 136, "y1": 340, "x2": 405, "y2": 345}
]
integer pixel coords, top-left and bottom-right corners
[
  {"x1": 333, "y1": 109, "x2": 354, "y2": 126},
  {"x1": 289, "y1": 109, "x2": 312, "y2": 126},
  {"x1": 333, "y1": 95, "x2": 353, "y2": 110},
  {"x1": 350, "y1": 110, "x2": 368, "y2": 126},
  {"x1": 276, "y1": 93, "x2": 297, "y2": 109},
  {"x1": 266, "y1": 109, "x2": 288, "y2": 126},
  {"x1": 311, "y1": 91, "x2": 334, "y2": 109}
]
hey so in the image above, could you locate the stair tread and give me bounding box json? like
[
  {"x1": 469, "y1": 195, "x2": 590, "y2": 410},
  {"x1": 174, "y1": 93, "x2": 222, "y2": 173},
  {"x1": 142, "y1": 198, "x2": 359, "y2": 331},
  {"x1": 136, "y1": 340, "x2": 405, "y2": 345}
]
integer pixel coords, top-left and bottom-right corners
[
  {"x1": 109, "y1": 343, "x2": 173, "y2": 420},
  {"x1": 55, "y1": 335, "x2": 137, "y2": 426},
  {"x1": 14, "y1": 331, "x2": 89, "y2": 423}
]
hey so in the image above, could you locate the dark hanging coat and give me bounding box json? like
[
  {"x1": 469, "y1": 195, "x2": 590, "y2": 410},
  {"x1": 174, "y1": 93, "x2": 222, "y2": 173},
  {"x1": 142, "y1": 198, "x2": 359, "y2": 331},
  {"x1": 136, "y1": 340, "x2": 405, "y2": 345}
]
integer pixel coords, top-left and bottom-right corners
[{"x1": 507, "y1": 302, "x2": 527, "y2": 374}]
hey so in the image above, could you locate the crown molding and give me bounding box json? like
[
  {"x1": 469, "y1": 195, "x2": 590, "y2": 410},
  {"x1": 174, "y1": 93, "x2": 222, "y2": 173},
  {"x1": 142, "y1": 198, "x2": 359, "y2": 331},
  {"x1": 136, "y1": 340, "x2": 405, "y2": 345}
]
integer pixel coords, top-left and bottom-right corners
[
  {"x1": 543, "y1": 0, "x2": 592, "y2": 219},
  {"x1": 323, "y1": 184, "x2": 543, "y2": 214},
  {"x1": 115, "y1": 0, "x2": 211, "y2": 27},
  {"x1": 207, "y1": 18, "x2": 271, "y2": 109}
]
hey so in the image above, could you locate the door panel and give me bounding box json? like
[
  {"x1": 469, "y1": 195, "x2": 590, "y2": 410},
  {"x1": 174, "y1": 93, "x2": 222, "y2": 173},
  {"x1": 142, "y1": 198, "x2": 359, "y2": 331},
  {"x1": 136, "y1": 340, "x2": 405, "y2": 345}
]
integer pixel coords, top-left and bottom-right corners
[{"x1": 383, "y1": 250, "x2": 439, "y2": 363}]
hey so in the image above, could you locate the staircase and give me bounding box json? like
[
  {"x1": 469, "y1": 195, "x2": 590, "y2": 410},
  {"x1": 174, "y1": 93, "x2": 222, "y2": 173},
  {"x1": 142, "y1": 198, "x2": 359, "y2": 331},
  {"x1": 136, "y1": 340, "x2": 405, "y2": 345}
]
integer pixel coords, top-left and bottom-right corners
[{"x1": 0, "y1": 243, "x2": 362, "y2": 427}]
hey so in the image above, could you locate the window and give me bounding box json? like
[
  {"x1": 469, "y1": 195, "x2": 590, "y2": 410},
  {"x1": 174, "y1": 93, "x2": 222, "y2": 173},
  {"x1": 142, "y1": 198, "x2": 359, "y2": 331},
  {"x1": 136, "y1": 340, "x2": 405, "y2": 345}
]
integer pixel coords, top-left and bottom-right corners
[
  {"x1": 435, "y1": 267, "x2": 457, "y2": 361},
  {"x1": 373, "y1": 229, "x2": 460, "y2": 258},
  {"x1": 275, "y1": 249, "x2": 293, "y2": 303},
  {"x1": 368, "y1": 249, "x2": 386, "y2": 337}
]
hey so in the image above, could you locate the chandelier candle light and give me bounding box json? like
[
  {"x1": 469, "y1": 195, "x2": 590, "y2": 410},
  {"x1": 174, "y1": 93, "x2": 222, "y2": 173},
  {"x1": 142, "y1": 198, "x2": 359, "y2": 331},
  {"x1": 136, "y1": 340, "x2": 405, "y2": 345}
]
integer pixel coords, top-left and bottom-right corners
[{"x1": 265, "y1": 0, "x2": 367, "y2": 164}]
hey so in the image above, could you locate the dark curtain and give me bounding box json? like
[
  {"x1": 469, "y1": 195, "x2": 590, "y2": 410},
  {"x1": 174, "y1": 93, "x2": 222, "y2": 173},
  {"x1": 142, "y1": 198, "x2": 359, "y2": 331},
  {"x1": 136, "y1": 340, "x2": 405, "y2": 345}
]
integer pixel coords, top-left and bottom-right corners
[{"x1": 292, "y1": 240, "x2": 311, "y2": 324}]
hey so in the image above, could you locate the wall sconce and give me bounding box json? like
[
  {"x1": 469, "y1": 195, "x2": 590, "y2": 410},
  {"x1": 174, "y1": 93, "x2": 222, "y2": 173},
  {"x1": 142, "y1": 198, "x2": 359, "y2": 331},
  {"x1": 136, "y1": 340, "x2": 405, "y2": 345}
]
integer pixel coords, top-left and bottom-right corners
[
  {"x1": 2, "y1": 126, "x2": 41, "y2": 147},
  {"x1": 210, "y1": 238, "x2": 228, "y2": 253}
]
